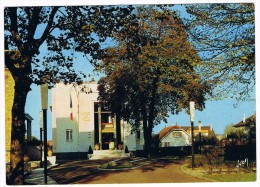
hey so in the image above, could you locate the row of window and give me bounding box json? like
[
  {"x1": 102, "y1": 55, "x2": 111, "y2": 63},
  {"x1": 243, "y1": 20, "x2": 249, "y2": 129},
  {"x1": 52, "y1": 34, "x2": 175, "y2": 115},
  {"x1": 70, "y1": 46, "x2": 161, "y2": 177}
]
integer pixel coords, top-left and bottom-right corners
[{"x1": 65, "y1": 129, "x2": 142, "y2": 142}]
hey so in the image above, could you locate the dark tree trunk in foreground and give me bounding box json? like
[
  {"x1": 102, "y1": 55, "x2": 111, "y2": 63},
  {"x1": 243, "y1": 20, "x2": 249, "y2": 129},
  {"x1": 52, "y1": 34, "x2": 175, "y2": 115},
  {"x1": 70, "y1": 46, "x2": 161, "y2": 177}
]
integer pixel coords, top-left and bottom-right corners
[
  {"x1": 8, "y1": 76, "x2": 32, "y2": 185},
  {"x1": 116, "y1": 112, "x2": 121, "y2": 145}
]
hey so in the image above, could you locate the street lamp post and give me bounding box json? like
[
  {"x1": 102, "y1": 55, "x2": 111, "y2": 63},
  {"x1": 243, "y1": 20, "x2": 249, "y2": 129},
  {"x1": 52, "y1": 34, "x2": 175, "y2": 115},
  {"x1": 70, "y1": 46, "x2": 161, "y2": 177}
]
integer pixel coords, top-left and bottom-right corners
[
  {"x1": 198, "y1": 121, "x2": 202, "y2": 154},
  {"x1": 39, "y1": 111, "x2": 43, "y2": 168},
  {"x1": 40, "y1": 83, "x2": 48, "y2": 184},
  {"x1": 190, "y1": 101, "x2": 195, "y2": 169}
]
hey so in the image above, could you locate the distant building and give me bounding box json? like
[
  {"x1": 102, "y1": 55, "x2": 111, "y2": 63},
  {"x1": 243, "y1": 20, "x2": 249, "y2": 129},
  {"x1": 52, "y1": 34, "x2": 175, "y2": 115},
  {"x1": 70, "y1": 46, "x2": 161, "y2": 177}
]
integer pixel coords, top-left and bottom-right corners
[
  {"x1": 182, "y1": 125, "x2": 216, "y2": 139},
  {"x1": 159, "y1": 124, "x2": 216, "y2": 147},
  {"x1": 51, "y1": 81, "x2": 144, "y2": 159}
]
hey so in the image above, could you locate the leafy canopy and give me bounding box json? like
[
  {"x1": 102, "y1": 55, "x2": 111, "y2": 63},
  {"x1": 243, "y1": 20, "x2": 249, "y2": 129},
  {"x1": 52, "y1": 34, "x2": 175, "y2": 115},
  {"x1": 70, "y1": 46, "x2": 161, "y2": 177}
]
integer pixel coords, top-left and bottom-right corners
[
  {"x1": 184, "y1": 3, "x2": 255, "y2": 101},
  {"x1": 4, "y1": 6, "x2": 135, "y2": 86},
  {"x1": 98, "y1": 7, "x2": 211, "y2": 128}
]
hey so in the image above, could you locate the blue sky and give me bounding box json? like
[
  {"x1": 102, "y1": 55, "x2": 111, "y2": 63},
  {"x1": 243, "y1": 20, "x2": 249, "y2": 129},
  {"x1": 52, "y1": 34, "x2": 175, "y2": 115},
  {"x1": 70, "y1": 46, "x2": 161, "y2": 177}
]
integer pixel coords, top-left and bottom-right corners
[{"x1": 2, "y1": 1, "x2": 257, "y2": 141}]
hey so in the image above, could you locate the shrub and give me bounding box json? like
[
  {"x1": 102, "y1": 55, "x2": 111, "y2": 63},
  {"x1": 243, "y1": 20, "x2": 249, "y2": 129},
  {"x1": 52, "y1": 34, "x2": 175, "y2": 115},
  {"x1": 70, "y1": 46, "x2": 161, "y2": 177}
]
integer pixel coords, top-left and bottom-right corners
[{"x1": 204, "y1": 146, "x2": 224, "y2": 166}]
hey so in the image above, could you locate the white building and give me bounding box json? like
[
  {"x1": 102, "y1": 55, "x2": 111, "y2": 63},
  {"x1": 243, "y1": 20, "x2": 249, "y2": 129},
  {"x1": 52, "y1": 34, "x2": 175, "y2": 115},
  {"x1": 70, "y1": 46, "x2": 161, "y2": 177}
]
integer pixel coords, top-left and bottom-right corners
[{"x1": 51, "y1": 80, "x2": 144, "y2": 159}]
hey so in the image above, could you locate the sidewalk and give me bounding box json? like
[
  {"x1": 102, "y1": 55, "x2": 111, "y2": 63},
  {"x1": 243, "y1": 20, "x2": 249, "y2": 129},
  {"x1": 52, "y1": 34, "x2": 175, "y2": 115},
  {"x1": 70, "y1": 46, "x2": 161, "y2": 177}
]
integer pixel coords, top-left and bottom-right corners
[{"x1": 24, "y1": 166, "x2": 58, "y2": 185}]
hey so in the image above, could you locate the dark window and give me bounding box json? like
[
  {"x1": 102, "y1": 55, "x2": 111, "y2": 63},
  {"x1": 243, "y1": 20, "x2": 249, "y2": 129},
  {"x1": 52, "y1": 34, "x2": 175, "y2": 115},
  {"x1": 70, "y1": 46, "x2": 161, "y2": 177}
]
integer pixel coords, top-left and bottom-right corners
[{"x1": 66, "y1": 129, "x2": 73, "y2": 142}]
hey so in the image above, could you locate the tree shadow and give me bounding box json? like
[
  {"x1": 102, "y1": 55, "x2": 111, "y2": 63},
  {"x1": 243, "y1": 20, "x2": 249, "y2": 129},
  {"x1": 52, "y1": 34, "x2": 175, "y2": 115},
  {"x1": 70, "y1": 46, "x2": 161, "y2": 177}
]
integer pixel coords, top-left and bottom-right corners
[
  {"x1": 139, "y1": 158, "x2": 183, "y2": 172},
  {"x1": 48, "y1": 158, "x2": 184, "y2": 184},
  {"x1": 48, "y1": 159, "x2": 122, "y2": 184}
]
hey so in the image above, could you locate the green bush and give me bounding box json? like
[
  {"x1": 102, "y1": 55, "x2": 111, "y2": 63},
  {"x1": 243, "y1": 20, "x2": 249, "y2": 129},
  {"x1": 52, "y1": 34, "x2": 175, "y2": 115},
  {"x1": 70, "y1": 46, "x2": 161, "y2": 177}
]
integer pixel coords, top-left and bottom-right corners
[{"x1": 204, "y1": 146, "x2": 224, "y2": 166}]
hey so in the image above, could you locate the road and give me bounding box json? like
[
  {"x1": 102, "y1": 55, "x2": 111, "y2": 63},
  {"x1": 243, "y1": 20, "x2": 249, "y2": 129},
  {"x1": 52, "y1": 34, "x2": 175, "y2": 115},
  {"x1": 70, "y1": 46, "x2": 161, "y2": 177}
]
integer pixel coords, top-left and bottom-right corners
[{"x1": 48, "y1": 158, "x2": 207, "y2": 184}]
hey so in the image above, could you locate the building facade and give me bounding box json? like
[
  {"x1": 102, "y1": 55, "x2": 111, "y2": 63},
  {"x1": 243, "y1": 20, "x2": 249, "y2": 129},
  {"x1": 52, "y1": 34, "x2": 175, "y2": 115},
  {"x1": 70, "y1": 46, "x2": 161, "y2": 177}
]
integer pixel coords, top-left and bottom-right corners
[
  {"x1": 159, "y1": 125, "x2": 190, "y2": 147},
  {"x1": 51, "y1": 81, "x2": 144, "y2": 159},
  {"x1": 159, "y1": 124, "x2": 216, "y2": 147}
]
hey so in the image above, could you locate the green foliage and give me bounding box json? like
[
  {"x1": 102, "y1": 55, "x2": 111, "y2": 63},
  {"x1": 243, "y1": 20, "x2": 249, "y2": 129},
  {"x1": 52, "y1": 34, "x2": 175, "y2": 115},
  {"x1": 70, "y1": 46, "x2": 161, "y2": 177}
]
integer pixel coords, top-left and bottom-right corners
[
  {"x1": 203, "y1": 146, "x2": 224, "y2": 166},
  {"x1": 245, "y1": 116, "x2": 256, "y2": 142},
  {"x1": 184, "y1": 3, "x2": 255, "y2": 101},
  {"x1": 26, "y1": 136, "x2": 41, "y2": 147},
  {"x1": 223, "y1": 124, "x2": 247, "y2": 139},
  {"x1": 98, "y1": 6, "x2": 211, "y2": 155},
  {"x1": 4, "y1": 6, "x2": 135, "y2": 86},
  {"x1": 194, "y1": 134, "x2": 218, "y2": 145}
]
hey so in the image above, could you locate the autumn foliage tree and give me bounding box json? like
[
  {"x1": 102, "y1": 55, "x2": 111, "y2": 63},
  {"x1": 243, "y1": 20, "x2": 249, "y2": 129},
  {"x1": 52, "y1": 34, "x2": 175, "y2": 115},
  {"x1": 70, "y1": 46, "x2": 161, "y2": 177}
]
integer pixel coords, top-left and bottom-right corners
[
  {"x1": 98, "y1": 7, "x2": 211, "y2": 156},
  {"x1": 184, "y1": 3, "x2": 255, "y2": 100},
  {"x1": 4, "y1": 6, "x2": 135, "y2": 184}
]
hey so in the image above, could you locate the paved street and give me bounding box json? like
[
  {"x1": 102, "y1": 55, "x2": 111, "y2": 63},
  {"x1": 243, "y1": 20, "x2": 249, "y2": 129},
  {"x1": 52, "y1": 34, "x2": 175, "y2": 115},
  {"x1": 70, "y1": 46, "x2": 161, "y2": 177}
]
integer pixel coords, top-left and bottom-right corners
[{"x1": 48, "y1": 158, "x2": 207, "y2": 184}]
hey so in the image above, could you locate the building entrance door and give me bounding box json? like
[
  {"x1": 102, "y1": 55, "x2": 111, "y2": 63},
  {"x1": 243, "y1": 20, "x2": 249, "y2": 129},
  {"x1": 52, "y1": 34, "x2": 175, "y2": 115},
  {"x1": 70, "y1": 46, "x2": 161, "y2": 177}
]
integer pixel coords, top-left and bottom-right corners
[{"x1": 102, "y1": 133, "x2": 114, "y2": 150}]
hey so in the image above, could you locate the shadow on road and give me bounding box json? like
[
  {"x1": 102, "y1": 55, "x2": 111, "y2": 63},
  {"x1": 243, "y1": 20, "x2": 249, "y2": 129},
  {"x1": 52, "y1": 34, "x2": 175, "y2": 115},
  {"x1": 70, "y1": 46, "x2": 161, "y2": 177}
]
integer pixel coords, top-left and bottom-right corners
[
  {"x1": 49, "y1": 158, "x2": 185, "y2": 184},
  {"x1": 140, "y1": 159, "x2": 183, "y2": 172}
]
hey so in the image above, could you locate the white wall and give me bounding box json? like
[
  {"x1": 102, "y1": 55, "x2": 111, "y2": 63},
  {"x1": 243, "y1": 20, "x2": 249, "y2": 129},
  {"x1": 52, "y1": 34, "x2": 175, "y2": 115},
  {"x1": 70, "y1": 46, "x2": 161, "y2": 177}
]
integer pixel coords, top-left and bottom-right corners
[
  {"x1": 52, "y1": 82, "x2": 144, "y2": 153},
  {"x1": 76, "y1": 84, "x2": 98, "y2": 152},
  {"x1": 52, "y1": 82, "x2": 98, "y2": 153},
  {"x1": 160, "y1": 130, "x2": 190, "y2": 147},
  {"x1": 123, "y1": 123, "x2": 145, "y2": 151},
  {"x1": 52, "y1": 83, "x2": 81, "y2": 153}
]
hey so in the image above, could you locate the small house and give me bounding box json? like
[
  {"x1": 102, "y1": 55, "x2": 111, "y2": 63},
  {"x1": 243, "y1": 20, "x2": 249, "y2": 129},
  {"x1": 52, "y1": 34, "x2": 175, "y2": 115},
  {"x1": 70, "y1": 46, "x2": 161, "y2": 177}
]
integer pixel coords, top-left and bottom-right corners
[
  {"x1": 159, "y1": 124, "x2": 217, "y2": 147},
  {"x1": 159, "y1": 124, "x2": 190, "y2": 147}
]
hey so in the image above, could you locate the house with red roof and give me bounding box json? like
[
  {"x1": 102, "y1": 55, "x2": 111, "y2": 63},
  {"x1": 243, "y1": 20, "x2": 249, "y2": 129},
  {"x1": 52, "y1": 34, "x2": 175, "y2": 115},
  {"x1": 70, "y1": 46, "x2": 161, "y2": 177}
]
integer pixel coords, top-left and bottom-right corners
[
  {"x1": 159, "y1": 124, "x2": 190, "y2": 147},
  {"x1": 159, "y1": 123, "x2": 216, "y2": 147}
]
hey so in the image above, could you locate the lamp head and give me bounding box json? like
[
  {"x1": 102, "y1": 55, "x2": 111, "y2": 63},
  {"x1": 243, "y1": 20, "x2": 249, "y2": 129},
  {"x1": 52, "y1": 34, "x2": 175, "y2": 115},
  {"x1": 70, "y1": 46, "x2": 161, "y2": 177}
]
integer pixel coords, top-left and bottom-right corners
[{"x1": 40, "y1": 83, "x2": 48, "y2": 110}]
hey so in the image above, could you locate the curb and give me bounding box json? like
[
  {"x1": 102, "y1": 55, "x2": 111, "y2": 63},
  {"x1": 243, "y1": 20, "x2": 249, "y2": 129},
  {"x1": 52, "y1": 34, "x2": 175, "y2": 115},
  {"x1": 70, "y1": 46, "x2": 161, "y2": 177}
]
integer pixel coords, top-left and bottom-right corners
[{"x1": 180, "y1": 164, "x2": 218, "y2": 182}]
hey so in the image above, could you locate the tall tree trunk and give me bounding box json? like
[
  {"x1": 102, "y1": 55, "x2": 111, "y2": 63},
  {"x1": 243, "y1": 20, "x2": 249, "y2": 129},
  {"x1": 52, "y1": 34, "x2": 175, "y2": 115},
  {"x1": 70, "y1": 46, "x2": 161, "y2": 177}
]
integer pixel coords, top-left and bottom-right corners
[
  {"x1": 142, "y1": 111, "x2": 150, "y2": 157},
  {"x1": 146, "y1": 106, "x2": 154, "y2": 159},
  {"x1": 145, "y1": 74, "x2": 159, "y2": 158},
  {"x1": 8, "y1": 75, "x2": 31, "y2": 185},
  {"x1": 116, "y1": 112, "x2": 121, "y2": 145}
]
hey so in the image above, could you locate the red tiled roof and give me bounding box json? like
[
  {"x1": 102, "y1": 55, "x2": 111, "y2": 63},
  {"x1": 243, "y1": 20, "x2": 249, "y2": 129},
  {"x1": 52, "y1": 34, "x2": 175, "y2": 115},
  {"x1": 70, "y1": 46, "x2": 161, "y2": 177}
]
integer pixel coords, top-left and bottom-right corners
[
  {"x1": 159, "y1": 124, "x2": 182, "y2": 140},
  {"x1": 159, "y1": 125, "x2": 215, "y2": 140}
]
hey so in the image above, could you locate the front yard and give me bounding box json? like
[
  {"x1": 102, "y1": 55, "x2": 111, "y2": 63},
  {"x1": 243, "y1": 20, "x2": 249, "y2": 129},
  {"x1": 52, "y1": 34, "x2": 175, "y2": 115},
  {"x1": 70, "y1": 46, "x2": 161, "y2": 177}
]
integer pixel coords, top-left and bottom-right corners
[
  {"x1": 205, "y1": 173, "x2": 256, "y2": 182},
  {"x1": 181, "y1": 155, "x2": 257, "y2": 182},
  {"x1": 181, "y1": 163, "x2": 256, "y2": 182}
]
